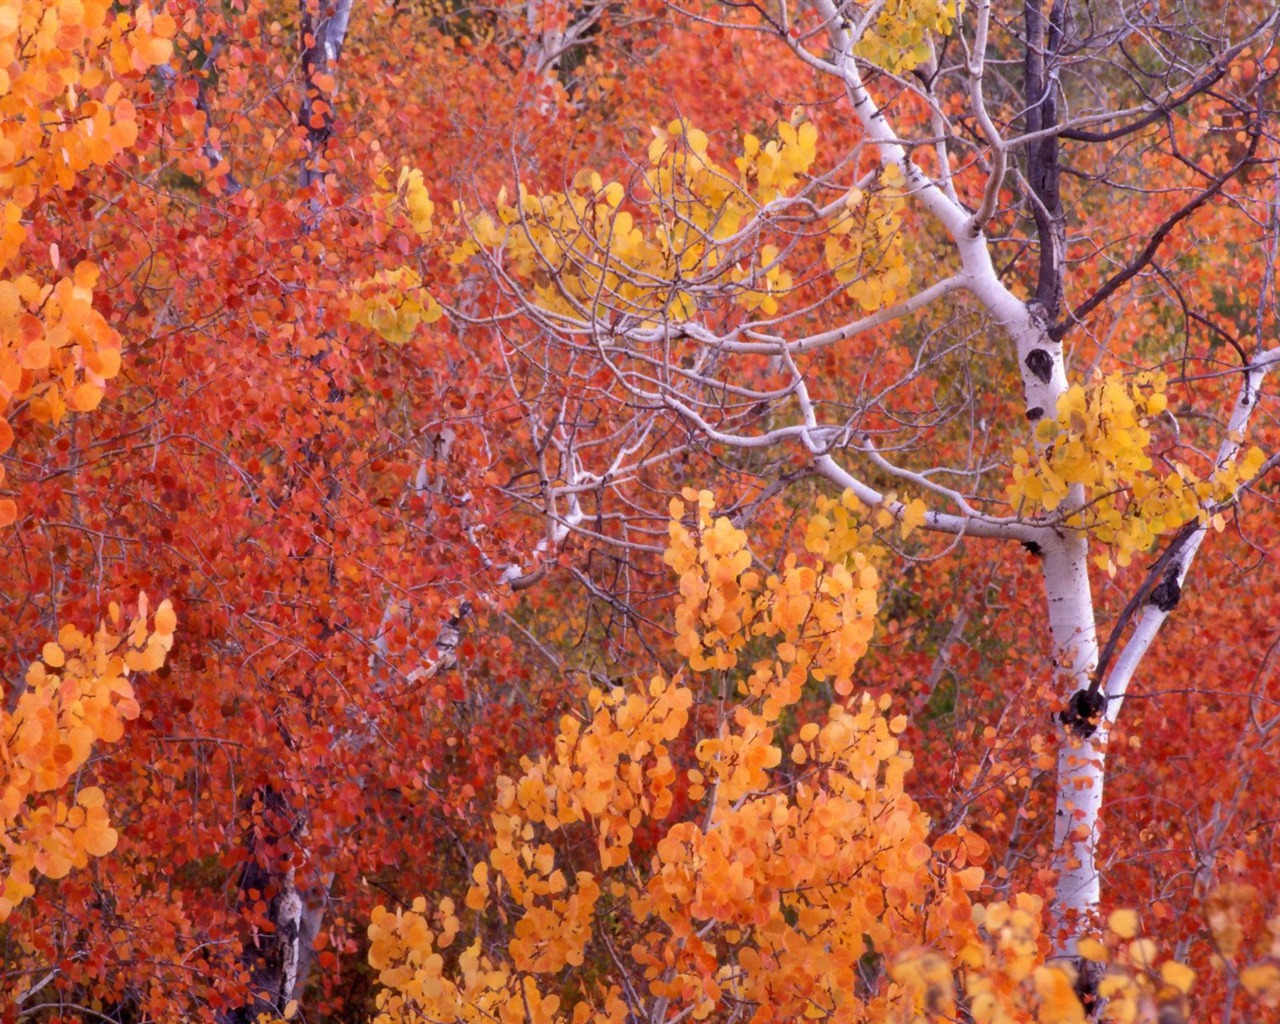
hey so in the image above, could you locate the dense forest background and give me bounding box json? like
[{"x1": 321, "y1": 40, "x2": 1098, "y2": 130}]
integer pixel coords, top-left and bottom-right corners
[{"x1": 3, "y1": 2, "x2": 1280, "y2": 1022}]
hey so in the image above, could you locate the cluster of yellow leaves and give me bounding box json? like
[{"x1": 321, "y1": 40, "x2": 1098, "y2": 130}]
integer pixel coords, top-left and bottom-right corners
[
  {"x1": 966, "y1": 896, "x2": 1084, "y2": 1023},
  {"x1": 348, "y1": 165, "x2": 445, "y2": 343},
  {"x1": 804, "y1": 489, "x2": 880, "y2": 562},
  {"x1": 456, "y1": 117, "x2": 797, "y2": 325},
  {"x1": 0, "y1": 1, "x2": 174, "y2": 221},
  {"x1": 375, "y1": 165, "x2": 436, "y2": 239},
  {"x1": 0, "y1": 1, "x2": 176, "y2": 525},
  {"x1": 0, "y1": 261, "x2": 121, "y2": 419},
  {"x1": 366, "y1": 487, "x2": 1280, "y2": 1023},
  {"x1": 823, "y1": 166, "x2": 912, "y2": 312},
  {"x1": 808, "y1": 488, "x2": 929, "y2": 548},
  {"x1": 852, "y1": 0, "x2": 962, "y2": 74},
  {"x1": 1068, "y1": 909, "x2": 1196, "y2": 1024},
  {"x1": 629, "y1": 693, "x2": 979, "y2": 1024},
  {"x1": 442, "y1": 120, "x2": 904, "y2": 328},
  {"x1": 349, "y1": 266, "x2": 444, "y2": 345},
  {"x1": 888, "y1": 894, "x2": 1095, "y2": 1024},
  {"x1": 369, "y1": 890, "x2": 630, "y2": 1024},
  {"x1": 890, "y1": 888, "x2": 1280, "y2": 1024},
  {"x1": 366, "y1": 489, "x2": 1280, "y2": 1023},
  {"x1": 0, "y1": 260, "x2": 122, "y2": 524},
  {"x1": 725, "y1": 121, "x2": 818, "y2": 206},
  {"x1": 1007, "y1": 373, "x2": 1266, "y2": 573},
  {"x1": 732, "y1": 241, "x2": 792, "y2": 317},
  {"x1": 1057, "y1": 892, "x2": 1280, "y2": 1024},
  {"x1": 355, "y1": 121, "x2": 914, "y2": 342},
  {"x1": 0, "y1": 596, "x2": 176, "y2": 920}
]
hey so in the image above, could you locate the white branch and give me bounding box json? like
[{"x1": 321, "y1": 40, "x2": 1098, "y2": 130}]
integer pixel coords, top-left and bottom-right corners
[
  {"x1": 966, "y1": 0, "x2": 1007, "y2": 230},
  {"x1": 724, "y1": 274, "x2": 968, "y2": 355},
  {"x1": 1103, "y1": 348, "x2": 1280, "y2": 718}
]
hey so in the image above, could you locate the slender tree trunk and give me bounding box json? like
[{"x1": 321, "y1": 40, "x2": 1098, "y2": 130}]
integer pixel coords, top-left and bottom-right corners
[
  {"x1": 224, "y1": 4, "x2": 354, "y2": 1018},
  {"x1": 821, "y1": 0, "x2": 1107, "y2": 950}
]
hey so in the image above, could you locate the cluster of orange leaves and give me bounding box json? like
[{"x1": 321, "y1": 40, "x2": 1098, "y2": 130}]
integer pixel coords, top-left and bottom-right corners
[
  {"x1": 1, "y1": 595, "x2": 175, "y2": 920},
  {"x1": 362, "y1": 488, "x2": 1217, "y2": 1024},
  {"x1": 0, "y1": 0, "x2": 174, "y2": 525}
]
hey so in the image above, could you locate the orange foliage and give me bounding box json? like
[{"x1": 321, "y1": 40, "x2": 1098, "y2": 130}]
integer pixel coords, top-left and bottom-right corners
[
  {"x1": 1, "y1": 596, "x2": 175, "y2": 922},
  {"x1": 0, "y1": 0, "x2": 174, "y2": 525},
  {"x1": 0, "y1": 3, "x2": 1278, "y2": 1023},
  {"x1": 366, "y1": 492, "x2": 1086, "y2": 1024}
]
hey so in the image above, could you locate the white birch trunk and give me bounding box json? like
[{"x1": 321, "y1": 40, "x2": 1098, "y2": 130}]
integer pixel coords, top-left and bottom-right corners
[{"x1": 813, "y1": 0, "x2": 1106, "y2": 944}]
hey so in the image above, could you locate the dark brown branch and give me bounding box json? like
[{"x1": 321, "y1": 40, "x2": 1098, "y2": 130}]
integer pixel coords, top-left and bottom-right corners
[
  {"x1": 1024, "y1": 0, "x2": 1069, "y2": 321},
  {"x1": 508, "y1": 564, "x2": 548, "y2": 591},
  {"x1": 1151, "y1": 261, "x2": 1250, "y2": 367},
  {"x1": 1088, "y1": 519, "x2": 1200, "y2": 702},
  {"x1": 1057, "y1": 6, "x2": 1279, "y2": 145},
  {"x1": 1051, "y1": 120, "x2": 1264, "y2": 342},
  {"x1": 1059, "y1": 53, "x2": 1234, "y2": 144}
]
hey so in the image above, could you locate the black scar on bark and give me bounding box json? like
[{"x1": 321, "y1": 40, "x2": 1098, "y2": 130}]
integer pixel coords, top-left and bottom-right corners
[
  {"x1": 1059, "y1": 688, "x2": 1107, "y2": 737},
  {"x1": 1025, "y1": 348, "x2": 1054, "y2": 384},
  {"x1": 1148, "y1": 569, "x2": 1182, "y2": 612},
  {"x1": 1026, "y1": 406, "x2": 1044, "y2": 421},
  {"x1": 1021, "y1": 540, "x2": 1043, "y2": 557},
  {"x1": 1073, "y1": 960, "x2": 1106, "y2": 1019}
]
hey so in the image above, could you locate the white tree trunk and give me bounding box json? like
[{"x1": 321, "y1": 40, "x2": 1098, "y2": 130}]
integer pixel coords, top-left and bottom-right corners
[{"x1": 811, "y1": 0, "x2": 1111, "y2": 946}]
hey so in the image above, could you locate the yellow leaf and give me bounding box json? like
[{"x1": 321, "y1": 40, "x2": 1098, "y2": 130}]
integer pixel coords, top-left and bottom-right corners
[
  {"x1": 140, "y1": 36, "x2": 173, "y2": 66},
  {"x1": 154, "y1": 599, "x2": 177, "y2": 635},
  {"x1": 1127, "y1": 938, "x2": 1157, "y2": 969},
  {"x1": 1241, "y1": 963, "x2": 1280, "y2": 1004},
  {"x1": 1160, "y1": 960, "x2": 1195, "y2": 994},
  {"x1": 1108, "y1": 908, "x2": 1138, "y2": 939},
  {"x1": 1032, "y1": 964, "x2": 1087, "y2": 1023},
  {"x1": 899, "y1": 498, "x2": 927, "y2": 539},
  {"x1": 69, "y1": 382, "x2": 104, "y2": 412},
  {"x1": 79, "y1": 822, "x2": 118, "y2": 857},
  {"x1": 76, "y1": 787, "x2": 106, "y2": 809}
]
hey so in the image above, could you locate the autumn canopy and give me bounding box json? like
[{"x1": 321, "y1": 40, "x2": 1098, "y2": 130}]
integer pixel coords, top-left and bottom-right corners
[{"x1": 5, "y1": 2, "x2": 1280, "y2": 1022}]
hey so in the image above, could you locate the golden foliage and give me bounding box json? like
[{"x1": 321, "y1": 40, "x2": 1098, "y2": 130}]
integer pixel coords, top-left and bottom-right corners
[
  {"x1": 364, "y1": 489, "x2": 1280, "y2": 1023},
  {"x1": 364, "y1": 489, "x2": 1148, "y2": 1024},
  {"x1": 853, "y1": 0, "x2": 963, "y2": 74},
  {"x1": 355, "y1": 119, "x2": 913, "y2": 344},
  {"x1": 1007, "y1": 372, "x2": 1265, "y2": 573}
]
